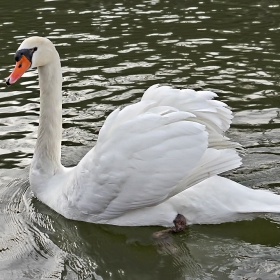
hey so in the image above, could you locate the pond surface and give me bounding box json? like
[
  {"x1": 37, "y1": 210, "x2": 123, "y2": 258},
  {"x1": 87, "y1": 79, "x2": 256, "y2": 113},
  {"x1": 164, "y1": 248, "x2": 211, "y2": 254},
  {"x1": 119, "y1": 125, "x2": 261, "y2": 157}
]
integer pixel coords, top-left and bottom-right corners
[{"x1": 1, "y1": 0, "x2": 280, "y2": 279}]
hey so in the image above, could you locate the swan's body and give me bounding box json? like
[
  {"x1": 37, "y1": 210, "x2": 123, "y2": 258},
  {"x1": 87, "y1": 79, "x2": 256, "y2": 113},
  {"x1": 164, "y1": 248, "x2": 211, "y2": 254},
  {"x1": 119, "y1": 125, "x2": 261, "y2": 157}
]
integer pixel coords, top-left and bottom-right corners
[{"x1": 6, "y1": 37, "x2": 280, "y2": 227}]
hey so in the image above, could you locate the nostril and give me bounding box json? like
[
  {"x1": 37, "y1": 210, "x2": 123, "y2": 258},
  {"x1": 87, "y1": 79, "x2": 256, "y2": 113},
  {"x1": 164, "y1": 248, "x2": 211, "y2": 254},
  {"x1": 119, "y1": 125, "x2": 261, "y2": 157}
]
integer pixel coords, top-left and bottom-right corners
[
  {"x1": 18, "y1": 63, "x2": 22, "y2": 68},
  {"x1": 5, "y1": 78, "x2": 11, "y2": 86}
]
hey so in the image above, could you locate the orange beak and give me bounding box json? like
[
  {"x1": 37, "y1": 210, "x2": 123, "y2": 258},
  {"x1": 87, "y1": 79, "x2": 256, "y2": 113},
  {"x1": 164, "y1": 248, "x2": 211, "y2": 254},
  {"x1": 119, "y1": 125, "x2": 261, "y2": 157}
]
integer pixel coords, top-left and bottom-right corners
[{"x1": 6, "y1": 55, "x2": 31, "y2": 85}]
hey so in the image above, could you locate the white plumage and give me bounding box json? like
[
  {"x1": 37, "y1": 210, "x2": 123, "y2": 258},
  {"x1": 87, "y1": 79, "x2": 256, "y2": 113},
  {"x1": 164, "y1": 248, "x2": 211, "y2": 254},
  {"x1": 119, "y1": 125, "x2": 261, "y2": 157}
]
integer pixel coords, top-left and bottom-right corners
[{"x1": 6, "y1": 36, "x2": 280, "y2": 227}]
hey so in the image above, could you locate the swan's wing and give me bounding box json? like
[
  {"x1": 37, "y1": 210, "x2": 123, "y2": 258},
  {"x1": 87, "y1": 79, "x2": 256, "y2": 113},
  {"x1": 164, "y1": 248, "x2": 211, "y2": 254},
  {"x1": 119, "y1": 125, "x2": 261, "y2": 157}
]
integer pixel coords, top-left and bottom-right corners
[
  {"x1": 168, "y1": 148, "x2": 242, "y2": 197},
  {"x1": 65, "y1": 100, "x2": 209, "y2": 220},
  {"x1": 142, "y1": 85, "x2": 240, "y2": 149}
]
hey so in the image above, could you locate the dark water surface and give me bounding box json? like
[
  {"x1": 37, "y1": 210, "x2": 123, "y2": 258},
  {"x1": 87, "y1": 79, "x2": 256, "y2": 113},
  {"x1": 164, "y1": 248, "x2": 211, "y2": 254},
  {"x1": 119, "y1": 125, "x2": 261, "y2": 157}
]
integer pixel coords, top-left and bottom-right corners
[{"x1": 1, "y1": 0, "x2": 280, "y2": 279}]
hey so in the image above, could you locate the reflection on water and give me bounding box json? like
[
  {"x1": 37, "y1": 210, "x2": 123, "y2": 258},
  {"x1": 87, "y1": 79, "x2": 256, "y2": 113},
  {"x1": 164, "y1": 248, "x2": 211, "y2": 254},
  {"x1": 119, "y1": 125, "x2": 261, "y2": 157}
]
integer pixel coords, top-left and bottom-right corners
[{"x1": 1, "y1": 0, "x2": 280, "y2": 279}]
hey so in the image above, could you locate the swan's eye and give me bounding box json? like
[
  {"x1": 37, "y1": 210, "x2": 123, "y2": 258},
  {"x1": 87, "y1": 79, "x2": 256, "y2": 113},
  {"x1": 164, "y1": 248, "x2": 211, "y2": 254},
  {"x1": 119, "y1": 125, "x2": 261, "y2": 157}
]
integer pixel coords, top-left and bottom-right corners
[{"x1": 29, "y1": 47, "x2": 38, "y2": 54}]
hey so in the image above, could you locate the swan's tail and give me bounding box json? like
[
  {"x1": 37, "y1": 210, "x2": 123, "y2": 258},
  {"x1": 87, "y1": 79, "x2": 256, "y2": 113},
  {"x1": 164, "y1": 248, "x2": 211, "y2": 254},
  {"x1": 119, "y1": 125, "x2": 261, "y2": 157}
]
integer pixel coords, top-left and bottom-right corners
[{"x1": 174, "y1": 176, "x2": 280, "y2": 225}]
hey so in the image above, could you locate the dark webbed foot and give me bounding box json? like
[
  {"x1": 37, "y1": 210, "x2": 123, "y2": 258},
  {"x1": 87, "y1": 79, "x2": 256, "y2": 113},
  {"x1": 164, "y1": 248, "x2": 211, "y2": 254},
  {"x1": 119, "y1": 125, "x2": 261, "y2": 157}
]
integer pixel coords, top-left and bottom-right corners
[
  {"x1": 152, "y1": 213, "x2": 187, "y2": 241},
  {"x1": 172, "y1": 214, "x2": 187, "y2": 233}
]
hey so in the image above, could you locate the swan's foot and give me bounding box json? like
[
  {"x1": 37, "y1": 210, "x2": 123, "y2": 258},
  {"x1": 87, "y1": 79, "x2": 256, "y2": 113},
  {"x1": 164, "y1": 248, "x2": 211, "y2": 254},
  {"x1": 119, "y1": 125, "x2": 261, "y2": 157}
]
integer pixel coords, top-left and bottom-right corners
[
  {"x1": 172, "y1": 214, "x2": 187, "y2": 233},
  {"x1": 152, "y1": 214, "x2": 187, "y2": 241}
]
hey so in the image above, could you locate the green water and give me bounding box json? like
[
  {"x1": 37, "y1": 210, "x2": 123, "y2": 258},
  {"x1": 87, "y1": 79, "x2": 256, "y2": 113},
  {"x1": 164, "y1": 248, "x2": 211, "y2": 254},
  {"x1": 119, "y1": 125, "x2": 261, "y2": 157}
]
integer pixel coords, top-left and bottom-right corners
[{"x1": 1, "y1": 0, "x2": 280, "y2": 279}]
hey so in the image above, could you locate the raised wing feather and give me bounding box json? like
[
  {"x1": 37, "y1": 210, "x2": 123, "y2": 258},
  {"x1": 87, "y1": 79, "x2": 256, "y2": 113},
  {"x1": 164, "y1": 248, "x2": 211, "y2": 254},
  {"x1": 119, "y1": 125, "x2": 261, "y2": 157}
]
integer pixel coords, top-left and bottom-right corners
[
  {"x1": 142, "y1": 84, "x2": 237, "y2": 149},
  {"x1": 63, "y1": 86, "x2": 241, "y2": 222}
]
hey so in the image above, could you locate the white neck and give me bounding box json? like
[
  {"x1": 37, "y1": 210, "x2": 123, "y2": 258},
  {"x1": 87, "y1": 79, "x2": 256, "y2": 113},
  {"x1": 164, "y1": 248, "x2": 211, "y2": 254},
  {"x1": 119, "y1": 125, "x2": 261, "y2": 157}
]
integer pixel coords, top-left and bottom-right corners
[{"x1": 31, "y1": 51, "x2": 63, "y2": 179}]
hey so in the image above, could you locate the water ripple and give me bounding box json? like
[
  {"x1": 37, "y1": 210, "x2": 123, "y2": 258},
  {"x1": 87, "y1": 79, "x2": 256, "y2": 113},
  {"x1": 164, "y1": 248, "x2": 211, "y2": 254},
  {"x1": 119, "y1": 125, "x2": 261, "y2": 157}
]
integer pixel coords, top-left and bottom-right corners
[{"x1": 1, "y1": 0, "x2": 280, "y2": 279}]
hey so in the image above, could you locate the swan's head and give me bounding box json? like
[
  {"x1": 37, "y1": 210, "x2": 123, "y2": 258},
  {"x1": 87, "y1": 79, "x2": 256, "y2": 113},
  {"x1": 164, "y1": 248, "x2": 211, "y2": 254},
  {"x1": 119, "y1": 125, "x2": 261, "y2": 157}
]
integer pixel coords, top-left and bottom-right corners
[{"x1": 6, "y1": 36, "x2": 57, "y2": 86}]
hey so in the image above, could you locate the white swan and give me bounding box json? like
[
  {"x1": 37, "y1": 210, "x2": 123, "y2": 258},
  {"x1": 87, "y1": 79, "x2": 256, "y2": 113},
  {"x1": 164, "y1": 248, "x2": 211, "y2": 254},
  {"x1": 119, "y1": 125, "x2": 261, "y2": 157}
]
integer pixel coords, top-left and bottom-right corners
[{"x1": 5, "y1": 36, "x2": 280, "y2": 229}]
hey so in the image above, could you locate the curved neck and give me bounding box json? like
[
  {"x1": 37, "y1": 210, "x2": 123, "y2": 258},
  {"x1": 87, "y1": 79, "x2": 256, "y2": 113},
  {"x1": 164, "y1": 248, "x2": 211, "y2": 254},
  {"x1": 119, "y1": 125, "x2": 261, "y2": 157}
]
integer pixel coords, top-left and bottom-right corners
[{"x1": 31, "y1": 52, "x2": 63, "y2": 176}]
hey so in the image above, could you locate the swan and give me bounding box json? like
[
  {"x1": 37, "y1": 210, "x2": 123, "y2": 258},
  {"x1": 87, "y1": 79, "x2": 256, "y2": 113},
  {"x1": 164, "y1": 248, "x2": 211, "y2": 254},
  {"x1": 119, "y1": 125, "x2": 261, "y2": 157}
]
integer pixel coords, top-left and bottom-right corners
[{"x1": 5, "y1": 36, "x2": 280, "y2": 231}]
